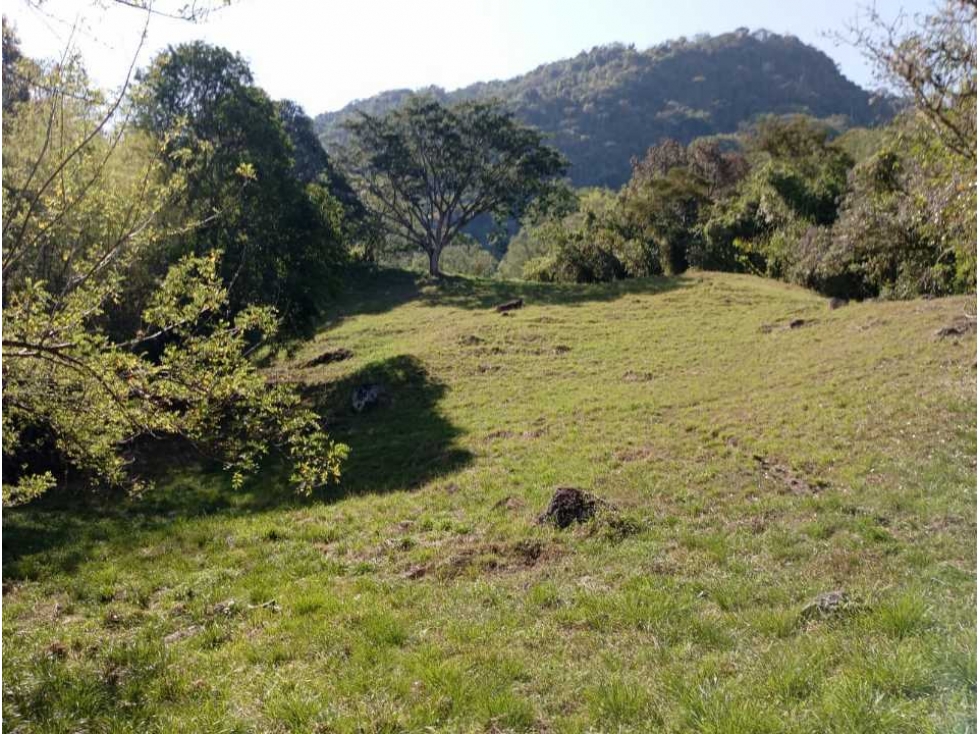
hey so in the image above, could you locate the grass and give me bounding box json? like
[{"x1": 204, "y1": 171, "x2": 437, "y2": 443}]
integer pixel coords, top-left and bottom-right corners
[{"x1": 3, "y1": 268, "x2": 976, "y2": 733}]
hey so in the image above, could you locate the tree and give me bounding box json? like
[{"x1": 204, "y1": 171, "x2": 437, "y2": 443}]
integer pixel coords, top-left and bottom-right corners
[
  {"x1": 842, "y1": 0, "x2": 976, "y2": 162},
  {"x1": 2, "y1": 13, "x2": 346, "y2": 504},
  {"x1": 137, "y1": 42, "x2": 348, "y2": 335},
  {"x1": 275, "y1": 98, "x2": 380, "y2": 257},
  {"x1": 2, "y1": 17, "x2": 34, "y2": 116},
  {"x1": 342, "y1": 96, "x2": 567, "y2": 276},
  {"x1": 621, "y1": 167, "x2": 708, "y2": 275}
]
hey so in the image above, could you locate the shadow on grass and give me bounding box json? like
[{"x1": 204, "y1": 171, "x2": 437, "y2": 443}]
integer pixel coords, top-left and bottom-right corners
[
  {"x1": 312, "y1": 265, "x2": 692, "y2": 334},
  {"x1": 303, "y1": 353, "x2": 471, "y2": 497},
  {"x1": 2, "y1": 355, "x2": 469, "y2": 577}
]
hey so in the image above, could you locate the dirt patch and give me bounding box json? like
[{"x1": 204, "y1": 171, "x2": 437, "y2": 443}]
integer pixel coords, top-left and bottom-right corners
[
  {"x1": 799, "y1": 590, "x2": 860, "y2": 623},
  {"x1": 402, "y1": 565, "x2": 427, "y2": 580},
  {"x1": 760, "y1": 319, "x2": 816, "y2": 333},
  {"x1": 303, "y1": 347, "x2": 353, "y2": 368},
  {"x1": 492, "y1": 495, "x2": 526, "y2": 512},
  {"x1": 439, "y1": 538, "x2": 559, "y2": 578},
  {"x1": 553, "y1": 344, "x2": 572, "y2": 354},
  {"x1": 935, "y1": 317, "x2": 976, "y2": 339},
  {"x1": 485, "y1": 429, "x2": 515, "y2": 441},
  {"x1": 623, "y1": 370, "x2": 654, "y2": 383},
  {"x1": 753, "y1": 455, "x2": 826, "y2": 495},
  {"x1": 613, "y1": 446, "x2": 656, "y2": 463},
  {"x1": 164, "y1": 625, "x2": 203, "y2": 644}
]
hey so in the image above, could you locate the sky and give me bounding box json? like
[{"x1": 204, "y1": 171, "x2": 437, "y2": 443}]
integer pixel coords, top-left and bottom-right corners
[{"x1": 7, "y1": 0, "x2": 935, "y2": 115}]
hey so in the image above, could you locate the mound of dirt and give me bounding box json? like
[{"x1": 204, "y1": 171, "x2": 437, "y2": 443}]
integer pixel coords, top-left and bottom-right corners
[
  {"x1": 303, "y1": 347, "x2": 353, "y2": 368},
  {"x1": 537, "y1": 487, "x2": 603, "y2": 529},
  {"x1": 495, "y1": 298, "x2": 524, "y2": 313}
]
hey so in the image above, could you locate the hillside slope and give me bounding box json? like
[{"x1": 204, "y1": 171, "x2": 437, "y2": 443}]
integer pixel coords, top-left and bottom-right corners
[
  {"x1": 3, "y1": 271, "x2": 975, "y2": 732},
  {"x1": 315, "y1": 30, "x2": 896, "y2": 187}
]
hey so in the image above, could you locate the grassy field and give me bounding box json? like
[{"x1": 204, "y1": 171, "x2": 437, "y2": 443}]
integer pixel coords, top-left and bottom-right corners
[{"x1": 3, "y1": 269, "x2": 976, "y2": 733}]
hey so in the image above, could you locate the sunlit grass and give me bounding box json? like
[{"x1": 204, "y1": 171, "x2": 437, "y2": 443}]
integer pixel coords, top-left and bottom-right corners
[{"x1": 3, "y1": 269, "x2": 975, "y2": 732}]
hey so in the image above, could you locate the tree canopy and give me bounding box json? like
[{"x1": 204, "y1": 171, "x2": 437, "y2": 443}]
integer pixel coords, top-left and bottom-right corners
[
  {"x1": 137, "y1": 42, "x2": 348, "y2": 335},
  {"x1": 342, "y1": 96, "x2": 567, "y2": 276},
  {"x1": 1, "y1": 26, "x2": 346, "y2": 505}
]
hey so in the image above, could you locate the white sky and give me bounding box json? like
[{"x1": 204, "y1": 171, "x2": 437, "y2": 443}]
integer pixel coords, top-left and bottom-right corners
[{"x1": 6, "y1": 0, "x2": 930, "y2": 115}]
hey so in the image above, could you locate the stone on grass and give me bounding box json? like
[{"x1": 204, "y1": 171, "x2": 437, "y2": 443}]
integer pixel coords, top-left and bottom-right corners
[
  {"x1": 303, "y1": 347, "x2": 353, "y2": 368},
  {"x1": 351, "y1": 383, "x2": 387, "y2": 413},
  {"x1": 800, "y1": 590, "x2": 853, "y2": 621}
]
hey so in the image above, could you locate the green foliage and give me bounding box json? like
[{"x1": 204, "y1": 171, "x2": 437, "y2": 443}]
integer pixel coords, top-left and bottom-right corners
[
  {"x1": 516, "y1": 189, "x2": 643, "y2": 283},
  {"x1": 436, "y1": 239, "x2": 499, "y2": 278},
  {"x1": 802, "y1": 113, "x2": 977, "y2": 297},
  {"x1": 137, "y1": 42, "x2": 349, "y2": 335},
  {"x1": 1, "y1": 36, "x2": 346, "y2": 504},
  {"x1": 342, "y1": 95, "x2": 567, "y2": 276}
]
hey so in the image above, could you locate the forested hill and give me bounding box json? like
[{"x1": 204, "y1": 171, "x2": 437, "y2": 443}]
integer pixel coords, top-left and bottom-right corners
[{"x1": 314, "y1": 29, "x2": 896, "y2": 188}]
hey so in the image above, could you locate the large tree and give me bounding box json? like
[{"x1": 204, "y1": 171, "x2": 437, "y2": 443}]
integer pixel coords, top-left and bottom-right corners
[
  {"x1": 137, "y1": 42, "x2": 348, "y2": 335},
  {"x1": 342, "y1": 96, "x2": 567, "y2": 276}
]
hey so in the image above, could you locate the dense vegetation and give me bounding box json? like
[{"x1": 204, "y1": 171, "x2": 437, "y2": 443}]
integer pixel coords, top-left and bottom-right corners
[
  {"x1": 315, "y1": 29, "x2": 896, "y2": 189},
  {"x1": 2, "y1": 0, "x2": 976, "y2": 734},
  {"x1": 1, "y1": 0, "x2": 976, "y2": 730},
  {"x1": 1, "y1": 24, "x2": 352, "y2": 503},
  {"x1": 510, "y1": 106, "x2": 976, "y2": 299}
]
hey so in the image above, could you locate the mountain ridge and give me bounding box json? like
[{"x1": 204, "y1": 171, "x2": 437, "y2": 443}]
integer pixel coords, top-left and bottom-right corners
[{"x1": 315, "y1": 28, "x2": 896, "y2": 188}]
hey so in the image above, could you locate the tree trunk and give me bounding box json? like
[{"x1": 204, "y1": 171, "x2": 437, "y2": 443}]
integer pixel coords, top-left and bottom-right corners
[{"x1": 428, "y1": 248, "x2": 441, "y2": 277}]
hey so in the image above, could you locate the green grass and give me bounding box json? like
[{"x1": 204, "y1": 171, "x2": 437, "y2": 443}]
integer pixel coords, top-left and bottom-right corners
[{"x1": 4, "y1": 268, "x2": 976, "y2": 733}]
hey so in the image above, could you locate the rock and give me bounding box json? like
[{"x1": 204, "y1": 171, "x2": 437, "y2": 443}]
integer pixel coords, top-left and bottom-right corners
[
  {"x1": 828, "y1": 297, "x2": 848, "y2": 310},
  {"x1": 537, "y1": 487, "x2": 602, "y2": 529},
  {"x1": 789, "y1": 318, "x2": 806, "y2": 329},
  {"x1": 800, "y1": 590, "x2": 852, "y2": 621},
  {"x1": 495, "y1": 298, "x2": 524, "y2": 313},
  {"x1": 302, "y1": 347, "x2": 353, "y2": 368},
  {"x1": 351, "y1": 383, "x2": 387, "y2": 413},
  {"x1": 210, "y1": 599, "x2": 237, "y2": 617}
]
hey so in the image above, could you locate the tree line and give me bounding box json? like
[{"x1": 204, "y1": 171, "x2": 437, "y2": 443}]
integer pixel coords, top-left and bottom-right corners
[{"x1": 501, "y1": 1, "x2": 976, "y2": 299}]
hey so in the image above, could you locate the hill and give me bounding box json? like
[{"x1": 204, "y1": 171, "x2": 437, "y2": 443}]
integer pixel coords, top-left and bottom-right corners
[
  {"x1": 4, "y1": 270, "x2": 975, "y2": 731},
  {"x1": 315, "y1": 30, "x2": 897, "y2": 188}
]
